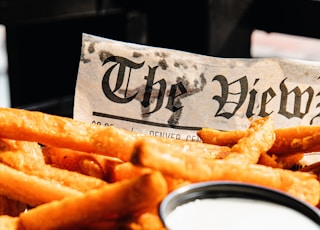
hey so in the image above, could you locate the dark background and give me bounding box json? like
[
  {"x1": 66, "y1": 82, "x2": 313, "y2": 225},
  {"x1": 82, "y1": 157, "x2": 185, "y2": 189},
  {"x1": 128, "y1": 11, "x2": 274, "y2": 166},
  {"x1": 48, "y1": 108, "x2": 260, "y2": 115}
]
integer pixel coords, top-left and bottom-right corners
[{"x1": 1, "y1": 0, "x2": 320, "y2": 116}]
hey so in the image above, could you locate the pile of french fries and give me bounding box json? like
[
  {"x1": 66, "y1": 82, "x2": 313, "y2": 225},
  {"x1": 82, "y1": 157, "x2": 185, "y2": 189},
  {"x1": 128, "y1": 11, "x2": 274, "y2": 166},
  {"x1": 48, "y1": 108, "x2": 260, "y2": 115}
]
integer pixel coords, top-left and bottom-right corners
[{"x1": 0, "y1": 107, "x2": 319, "y2": 229}]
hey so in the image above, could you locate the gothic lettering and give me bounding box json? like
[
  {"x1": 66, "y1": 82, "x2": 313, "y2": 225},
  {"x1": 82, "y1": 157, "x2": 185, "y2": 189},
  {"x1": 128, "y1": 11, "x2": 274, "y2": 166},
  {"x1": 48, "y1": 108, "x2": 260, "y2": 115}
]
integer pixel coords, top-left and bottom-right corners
[
  {"x1": 141, "y1": 66, "x2": 166, "y2": 114},
  {"x1": 279, "y1": 78, "x2": 314, "y2": 119},
  {"x1": 166, "y1": 82, "x2": 187, "y2": 112},
  {"x1": 101, "y1": 56, "x2": 144, "y2": 103},
  {"x1": 212, "y1": 75, "x2": 248, "y2": 119}
]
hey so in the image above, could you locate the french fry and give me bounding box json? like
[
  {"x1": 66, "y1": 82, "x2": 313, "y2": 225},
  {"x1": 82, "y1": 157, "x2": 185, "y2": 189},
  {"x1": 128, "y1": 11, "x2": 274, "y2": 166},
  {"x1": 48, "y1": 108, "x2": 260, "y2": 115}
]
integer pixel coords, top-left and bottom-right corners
[
  {"x1": 18, "y1": 171, "x2": 167, "y2": 230},
  {"x1": 83, "y1": 210, "x2": 166, "y2": 230},
  {"x1": 197, "y1": 128, "x2": 245, "y2": 147},
  {"x1": 42, "y1": 146, "x2": 123, "y2": 181},
  {"x1": 0, "y1": 162, "x2": 82, "y2": 207},
  {"x1": 0, "y1": 107, "x2": 230, "y2": 162},
  {"x1": 198, "y1": 122, "x2": 320, "y2": 156},
  {"x1": 0, "y1": 107, "x2": 319, "y2": 229},
  {"x1": 131, "y1": 137, "x2": 320, "y2": 205},
  {"x1": 271, "y1": 130, "x2": 320, "y2": 155},
  {"x1": 124, "y1": 210, "x2": 166, "y2": 230},
  {"x1": 0, "y1": 139, "x2": 44, "y2": 164},
  {"x1": 109, "y1": 162, "x2": 153, "y2": 182},
  {"x1": 0, "y1": 150, "x2": 108, "y2": 193},
  {"x1": 91, "y1": 127, "x2": 230, "y2": 162},
  {"x1": 258, "y1": 152, "x2": 304, "y2": 169},
  {"x1": 224, "y1": 116, "x2": 275, "y2": 164},
  {"x1": 0, "y1": 107, "x2": 105, "y2": 153},
  {"x1": 0, "y1": 139, "x2": 109, "y2": 193},
  {"x1": 275, "y1": 153, "x2": 304, "y2": 169}
]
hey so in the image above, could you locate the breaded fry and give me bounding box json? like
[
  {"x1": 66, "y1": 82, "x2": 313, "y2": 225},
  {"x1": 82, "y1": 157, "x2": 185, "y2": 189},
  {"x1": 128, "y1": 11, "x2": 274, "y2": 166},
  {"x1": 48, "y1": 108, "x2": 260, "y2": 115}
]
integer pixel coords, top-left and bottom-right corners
[
  {"x1": 18, "y1": 171, "x2": 167, "y2": 230},
  {"x1": 0, "y1": 139, "x2": 44, "y2": 163},
  {"x1": 0, "y1": 163, "x2": 82, "y2": 207},
  {"x1": 131, "y1": 137, "x2": 320, "y2": 205},
  {"x1": 0, "y1": 107, "x2": 319, "y2": 229},
  {"x1": 92, "y1": 126, "x2": 231, "y2": 162},
  {"x1": 0, "y1": 150, "x2": 108, "y2": 193},
  {"x1": 225, "y1": 116, "x2": 275, "y2": 164},
  {"x1": 0, "y1": 108, "x2": 230, "y2": 162},
  {"x1": 198, "y1": 122, "x2": 320, "y2": 156},
  {"x1": 271, "y1": 129, "x2": 320, "y2": 155},
  {"x1": 109, "y1": 162, "x2": 153, "y2": 183},
  {"x1": 42, "y1": 146, "x2": 123, "y2": 180},
  {"x1": 0, "y1": 107, "x2": 105, "y2": 153},
  {"x1": 258, "y1": 152, "x2": 304, "y2": 169},
  {"x1": 197, "y1": 128, "x2": 245, "y2": 147}
]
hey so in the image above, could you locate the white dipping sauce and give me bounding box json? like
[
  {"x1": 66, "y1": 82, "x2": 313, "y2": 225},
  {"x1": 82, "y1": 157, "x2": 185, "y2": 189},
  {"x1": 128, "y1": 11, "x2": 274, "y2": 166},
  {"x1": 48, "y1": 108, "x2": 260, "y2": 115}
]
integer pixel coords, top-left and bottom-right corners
[{"x1": 165, "y1": 198, "x2": 319, "y2": 230}]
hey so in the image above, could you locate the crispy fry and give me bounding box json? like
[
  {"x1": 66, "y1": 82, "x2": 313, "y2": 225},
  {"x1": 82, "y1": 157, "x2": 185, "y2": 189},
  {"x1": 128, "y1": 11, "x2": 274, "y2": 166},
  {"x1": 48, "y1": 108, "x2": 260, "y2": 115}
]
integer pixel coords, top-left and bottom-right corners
[
  {"x1": 124, "y1": 210, "x2": 166, "y2": 230},
  {"x1": 0, "y1": 163, "x2": 82, "y2": 207},
  {"x1": 83, "y1": 210, "x2": 166, "y2": 230},
  {"x1": 0, "y1": 139, "x2": 44, "y2": 163},
  {"x1": 0, "y1": 148, "x2": 108, "y2": 193},
  {"x1": 276, "y1": 153, "x2": 304, "y2": 169},
  {"x1": 258, "y1": 152, "x2": 304, "y2": 169},
  {"x1": 18, "y1": 171, "x2": 167, "y2": 230},
  {"x1": 42, "y1": 146, "x2": 123, "y2": 180},
  {"x1": 258, "y1": 152, "x2": 279, "y2": 168},
  {"x1": 198, "y1": 122, "x2": 320, "y2": 156},
  {"x1": 131, "y1": 137, "x2": 320, "y2": 205},
  {"x1": 92, "y1": 126, "x2": 231, "y2": 162},
  {"x1": 109, "y1": 162, "x2": 153, "y2": 182},
  {"x1": 225, "y1": 116, "x2": 275, "y2": 164},
  {"x1": 164, "y1": 176, "x2": 191, "y2": 192},
  {"x1": 0, "y1": 107, "x2": 319, "y2": 229},
  {"x1": 0, "y1": 151, "x2": 108, "y2": 193},
  {"x1": 0, "y1": 107, "x2": 105, "y2": 153},
  {"x1": 0, "y1": 108, "x2": 230, "y2": 162},
  {"x1": 197, "y1": 128, "x2": 245, "y2": 147},
  {"x1": 271, "y1": 129, "x2": 320, "y2": 155}
]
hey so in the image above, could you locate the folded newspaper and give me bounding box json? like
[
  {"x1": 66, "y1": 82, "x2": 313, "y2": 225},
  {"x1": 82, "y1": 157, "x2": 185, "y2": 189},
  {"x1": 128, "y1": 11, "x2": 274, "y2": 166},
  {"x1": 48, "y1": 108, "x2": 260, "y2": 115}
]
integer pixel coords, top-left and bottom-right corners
[{"x1": 74, "y1": 33, "x2": 320, "y2": 142}]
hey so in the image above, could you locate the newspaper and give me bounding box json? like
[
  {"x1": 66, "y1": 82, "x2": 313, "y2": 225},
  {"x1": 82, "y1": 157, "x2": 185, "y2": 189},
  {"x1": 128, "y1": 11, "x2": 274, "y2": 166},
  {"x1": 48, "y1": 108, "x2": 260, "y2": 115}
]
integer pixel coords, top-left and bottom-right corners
[{"x1": 74, "y1": 33, "x2": 320, "y2": 141}]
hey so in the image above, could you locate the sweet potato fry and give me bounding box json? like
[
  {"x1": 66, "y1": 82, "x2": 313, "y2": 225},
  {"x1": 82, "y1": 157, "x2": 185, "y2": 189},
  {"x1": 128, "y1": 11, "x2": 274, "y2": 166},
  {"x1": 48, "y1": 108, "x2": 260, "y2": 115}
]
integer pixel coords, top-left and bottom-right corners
[
  {"x1": 258, "y1": 152, "x2": 304, "y2": 169},
  {"x1": 124, "y1": 210, "x2": 166, "y2": 230},
  {"x1": 0, "y1": 107, "x2": 105, "y2": 153},
  {"x1": 271, "y1": 129, "x2": 320, "y2": 155},
  {"x1": 0, "y1": 139, "x2": 44, "y2": 163},
  {"x1": 197, "y1": 128, "x2": 245, "y2": 147},
  {"x1": 42, "y1": 146, "x2": 123, "y2": 180},
  {"x1": 131, "y1": 137, "x2": 320, "y2": 205},
  {"x1": 0, "y1": 150, "x2": 108, "y2": 193},
  {"x1": 18, "y1": 171, "x2": 167, "y2": 230},
  {"x1": 92, "y1": 126, "x2": 231, "y2": 162},
  {"x1": 83, "y1": 210, "x2": 166, "y2": 230},
  {"x1": 0, "y1": 108, "x2": 230, "y2": 163},
  {"x1": 0, "y1": 107, "x2": 319, "y2": 229},
  {"x1": 225, "y1": 116, "x2": 275, "y2": 164},
  {"x1": 0, "y1": 139, "x2": 109, "y2": 193},
  {"x1": 109, "y1": 162, "x2": 153, "y2": 182},
  {"x1": 0, "y1": 163, "x2": 82, "y2": 207},
  {"x1": 198, "y1": 121, "x2": 320, "y2": 156}
]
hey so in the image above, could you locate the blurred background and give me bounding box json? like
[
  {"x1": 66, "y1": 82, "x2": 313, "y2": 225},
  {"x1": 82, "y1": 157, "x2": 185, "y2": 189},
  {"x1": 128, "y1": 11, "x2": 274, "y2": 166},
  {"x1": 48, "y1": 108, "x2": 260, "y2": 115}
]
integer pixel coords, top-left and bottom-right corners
[{"x1": 1, "y1": 0, "x2": 320, "y2": 117}]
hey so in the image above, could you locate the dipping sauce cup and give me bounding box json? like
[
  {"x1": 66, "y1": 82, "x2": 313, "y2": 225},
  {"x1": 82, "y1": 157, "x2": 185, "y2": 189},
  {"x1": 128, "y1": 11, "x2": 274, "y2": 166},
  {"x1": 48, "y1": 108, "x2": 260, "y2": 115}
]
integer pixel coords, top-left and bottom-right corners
[{"x1": 159, "y1": 181, "x2": 320, "y2": 230}]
